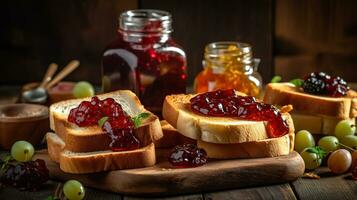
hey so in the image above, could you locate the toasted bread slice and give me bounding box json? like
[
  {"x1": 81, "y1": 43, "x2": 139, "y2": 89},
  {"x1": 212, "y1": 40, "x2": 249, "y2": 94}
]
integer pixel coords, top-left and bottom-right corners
[
  {"x1": 46, "y1": 132, "x2": 156, "y2": 174},
  {"x1": 291, "y1": 112, "x2": 355, "y2": 135},
  {"x1": 197, "y1": 114, "x2": 295, "y2": 159},
  {"x1": 264, "y1": 83, "x2": 357, "y2": 119},
  {"x1": 49, "y1": 90, "x2": 163, "y2": 152},
  {"x1": 163, "y1": 93, "x2": 293, "y2": 144},
  {"x1": 155, "y1": 120, "x2": 195, "y2": 148}
]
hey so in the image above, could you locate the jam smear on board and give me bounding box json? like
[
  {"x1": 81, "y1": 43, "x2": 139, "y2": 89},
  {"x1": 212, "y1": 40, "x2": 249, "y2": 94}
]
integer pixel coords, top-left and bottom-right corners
[
  {"x1": 190, "y1": 89, "x2": 289, "y2": 138},
  {"x1": 169, "y1": 144, "x2": 207, "y2": 168}
]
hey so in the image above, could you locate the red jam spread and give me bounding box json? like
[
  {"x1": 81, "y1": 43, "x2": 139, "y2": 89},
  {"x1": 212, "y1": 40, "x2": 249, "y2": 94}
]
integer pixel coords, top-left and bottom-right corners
[
  {"x1": 68, "y1": 96, "x2": 139, "y2": 151},
  {"x1": 190, "y1": 89, "x2": 289, "y2": 138},
  {"x1": 169, "y1": 144, "x2": 207, "y2": 168}
]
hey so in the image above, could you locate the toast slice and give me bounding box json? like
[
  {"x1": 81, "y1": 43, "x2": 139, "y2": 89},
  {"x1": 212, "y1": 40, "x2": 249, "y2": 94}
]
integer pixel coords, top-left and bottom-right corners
[
  {"x1": 154, "y1": 120, "x2": 195, "y2": 148},
  {"x1": 197, "y1": 114, "x2": 295, "y2": 159},
  {"x1": 156, "y1": 119, "x2": 294, "y2": 159},
  {"x1": 264, "y1": 83, "x2": 357, "y2": 119},
  {"x1": 46, "y1": 132, "x2": 156, "y2": 174},
  {"x1": 163, "y1": 93, "x2": 293, "y2": 144},
  {"x1": 291, "y1": 112, "x2": 355, "y2": 135},
  {"x1": 49, "y1": 90, "x2": 163, "y2": 152}
]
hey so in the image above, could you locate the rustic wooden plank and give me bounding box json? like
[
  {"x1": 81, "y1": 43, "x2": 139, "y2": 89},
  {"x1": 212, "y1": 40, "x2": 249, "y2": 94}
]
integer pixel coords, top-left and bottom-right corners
[
  {"x1": 291, "y1": 167, "x2": 357, "y2": 200},
  {"x1": 275, "y1": 0, "x2": 357, "y2": 82},
  {"x1": 35, "y1": 150, "x2": 304, "y2": 196},
  {"x1": 124, "y1": 194, "x2": 203, "y2": 200},
  {"x1": 0, "y1": 180, "x2": 122, "y2": 200},
  {"x1": 204, "y1": 183, "x2": 296, "y2": 200},
  {"x1": 140, "y1": 0, "x2": 274, "y2": 84},
  {"x1": 0, "y1": 180, "x2": 59, "y2": 200},
  {"x1": 0, "y1": 0, "x2": 138, "y2": 85}
]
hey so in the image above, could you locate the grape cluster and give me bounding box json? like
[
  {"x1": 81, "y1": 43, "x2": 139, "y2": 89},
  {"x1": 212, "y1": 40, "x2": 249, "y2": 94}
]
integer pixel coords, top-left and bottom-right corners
[
  {"x1": 302, "y1": 72, "x2": 349, "y2": 97},
  {"x1": 0, "y1": 159, "x2": 49, "y2": 191}
]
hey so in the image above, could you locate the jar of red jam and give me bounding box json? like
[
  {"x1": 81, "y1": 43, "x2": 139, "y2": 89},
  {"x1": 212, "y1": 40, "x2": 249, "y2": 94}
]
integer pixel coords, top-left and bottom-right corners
[{"x1": 102, "y1": 10, "x2": 187, "y2": 116}]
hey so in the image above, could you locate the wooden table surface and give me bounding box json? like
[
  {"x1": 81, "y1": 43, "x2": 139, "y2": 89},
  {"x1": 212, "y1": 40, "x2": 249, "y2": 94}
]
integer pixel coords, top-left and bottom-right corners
[{"x1": 0, "y1": 86, "x2": 356, "y2": 200}]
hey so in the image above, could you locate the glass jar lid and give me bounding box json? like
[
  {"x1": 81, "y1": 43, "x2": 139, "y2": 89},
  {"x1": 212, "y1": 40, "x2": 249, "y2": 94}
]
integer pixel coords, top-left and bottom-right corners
[
  {"x1": 119, "y1": 9, "x2": 172, "y2": 34},
  {"x1": 205, "y1": 41, "x2": 253, "y2": 65}
]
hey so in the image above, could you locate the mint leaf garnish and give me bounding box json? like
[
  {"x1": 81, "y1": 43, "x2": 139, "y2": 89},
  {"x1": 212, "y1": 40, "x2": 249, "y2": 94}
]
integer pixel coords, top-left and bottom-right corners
[
  {"x1": 290, "y1": 78, "x2": 304, "y2": 87},
  {"x1": 271, "y1": 75, "x2": 282, "y2": 83},
  {"x1": 306, "y1": 146, "x2": 327, "y2": 160},
  {"x1": 132, "y1": 113, "x2": 150, "y2": 128},
  {"x1": 98, "y1": 116, "x2": 108, "y2": 127}
]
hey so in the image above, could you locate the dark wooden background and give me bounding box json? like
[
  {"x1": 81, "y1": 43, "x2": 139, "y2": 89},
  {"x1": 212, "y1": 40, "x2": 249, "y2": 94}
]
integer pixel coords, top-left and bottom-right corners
[{"x1": 0, "y1": 0, "x2": 356, "y2": 86}]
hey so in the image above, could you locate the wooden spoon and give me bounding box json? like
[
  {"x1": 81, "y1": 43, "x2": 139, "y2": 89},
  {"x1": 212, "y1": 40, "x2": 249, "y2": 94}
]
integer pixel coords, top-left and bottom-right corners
[
  {"x1": 46, "y1": 60, "x2": 80, "y2": 90},
  {"x1": 38, "y1": 63, "x2": 58, "y2": 88}
]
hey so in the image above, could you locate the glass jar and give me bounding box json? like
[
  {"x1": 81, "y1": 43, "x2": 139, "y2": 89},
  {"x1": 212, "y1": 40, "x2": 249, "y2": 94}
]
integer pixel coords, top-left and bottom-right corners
[
  {"x1": 194, "y1": 42, "x2": 262, "y2": 97},
  {"x1": 102, "y1": 9, "x2": 187, "y2": 116}
]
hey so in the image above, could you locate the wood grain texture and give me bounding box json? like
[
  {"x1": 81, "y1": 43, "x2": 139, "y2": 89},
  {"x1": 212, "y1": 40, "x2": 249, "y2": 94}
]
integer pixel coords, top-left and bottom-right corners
[
  {"x1": 204, "y1": 184, "x2": 297, "y2": 200},
  {"x1": 0, "y1": 0, "x2": 137, "y2": 85},
  {"x1": 291, "y1": 167, "x2": 357, "y2": 200},
  {"x1": 140, "y1": 0, "x2": 274, "y2": 84},
  {"x1": 275, "y1": 0, "x2": 357, "y2": 82},
  {"x1": 0, "y1": 180, "x2": 122, "y2": 200},
  {"x1": 33, "y1": 150, "x2": 304, "y2": 196},
  {"x1": 124, "y1": 194, "x2": 203, "y2": 200}
]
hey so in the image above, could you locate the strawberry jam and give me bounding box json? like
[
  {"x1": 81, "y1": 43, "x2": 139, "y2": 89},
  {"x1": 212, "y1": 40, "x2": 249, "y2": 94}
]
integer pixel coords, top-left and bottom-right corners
[
  {"x1": 169, "y1": 144, "x2": 207, "y2": 168},
  {"x1": 68, "y1": 96, "x2": 140, "y2": 151},
  {"x1": 190, "y1": 89, "x2": 289, "y2": 138}
]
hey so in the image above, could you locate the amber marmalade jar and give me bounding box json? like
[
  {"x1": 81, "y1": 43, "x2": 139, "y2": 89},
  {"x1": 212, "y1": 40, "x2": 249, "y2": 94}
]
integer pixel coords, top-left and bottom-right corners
[
  {"x1": 102, "y1": 10, "x2": 187, "y2": 115},
  {"x1": 194, "y1": 42, "x2": 262, "y2": 97}
]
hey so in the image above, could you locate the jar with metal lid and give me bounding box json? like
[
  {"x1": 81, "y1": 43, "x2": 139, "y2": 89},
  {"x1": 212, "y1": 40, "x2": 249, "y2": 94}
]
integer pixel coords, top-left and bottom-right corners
[
  {"x1": 102, "y1": 9, "x2": 187, "y2": 116},
  {"x1": 194, "y1": 42, "x2": 262, "y2": 97}
]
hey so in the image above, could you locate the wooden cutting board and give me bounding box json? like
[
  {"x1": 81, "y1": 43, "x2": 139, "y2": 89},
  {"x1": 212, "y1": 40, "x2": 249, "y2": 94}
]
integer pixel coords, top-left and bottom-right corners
[{"x1": 34, "y1": 150, "x2": 304, "y2": 197}]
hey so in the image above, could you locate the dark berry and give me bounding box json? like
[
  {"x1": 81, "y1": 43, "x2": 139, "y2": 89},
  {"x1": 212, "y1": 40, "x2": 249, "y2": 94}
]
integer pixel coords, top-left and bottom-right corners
[
  {"x1": 169, "y1": 144, "x2": 207, "y2": 168},
  {"x1": 0, "y1": 159, "x2": 49, "y2": 191},
  {"x1": 302, "y1": 72, "x2": 326, "y2": 94},
  {"x1": 302, "y1": 72, "x2": 349, "y2": 97},
  {"x1": 325, "y1": 76, "x2": 349, "y2": 97}
]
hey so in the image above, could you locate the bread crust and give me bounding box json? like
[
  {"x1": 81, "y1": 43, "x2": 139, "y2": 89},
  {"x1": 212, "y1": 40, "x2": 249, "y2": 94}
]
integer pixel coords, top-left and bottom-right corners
[
  {"x1": 197, "y1": 112, "x2": 295, "y2": 159},
  {"x1": 46, "y1": 132, "x2": 156, "y2": 174},
  {"x1": 155, "y1": 120, "x2": 195, "y2": 148},
  {"x1": 291, "y1": 112, "x2": 355, "y2": 135},
  {"x1": 264, "y1": 83, "x2": 357, "y2": 119},
  {"x1": 49, "y1": 90, "x2": 163, "y2": 152}
]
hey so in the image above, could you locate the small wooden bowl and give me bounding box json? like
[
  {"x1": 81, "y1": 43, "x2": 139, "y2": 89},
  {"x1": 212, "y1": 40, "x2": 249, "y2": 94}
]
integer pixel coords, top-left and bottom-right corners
[
  {"x1": 22, "y1": 81, "x2": 75, "y2": 104},
  {"x1": 0, "y1": 104, "x2": 49, "y2": 149}
]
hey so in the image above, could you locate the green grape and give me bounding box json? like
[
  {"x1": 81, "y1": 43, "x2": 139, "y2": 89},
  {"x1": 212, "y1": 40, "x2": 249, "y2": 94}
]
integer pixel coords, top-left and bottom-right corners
[
  {"x1": 318, "y1": 136, "x2": 339, "y2": 152},
  {"x1": 334, "y1": 120, "x2": 356, "y2": 140},
  {"x1": 73, "y1": 81, "x2": 94, "y2": 98},
  {"x1": 63, "y1": 180, "x2": 85, "y2": 200},
  {"x1": 340, "y1": 135, "x2": 357, "y2": 150},
  {"x1": 300, "y1": 148, "x2": 322, "y2": 170},
  {"x1": 294, "y1": 130, "x2": 315, "y2": 153},
  {"x1": 11, "y1": 140, "x2": 34, "y2": 162},
  {"x1": 327, "y1": 149, "x2": 352, "y2": 174}
]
